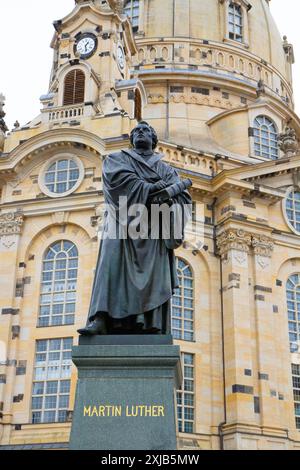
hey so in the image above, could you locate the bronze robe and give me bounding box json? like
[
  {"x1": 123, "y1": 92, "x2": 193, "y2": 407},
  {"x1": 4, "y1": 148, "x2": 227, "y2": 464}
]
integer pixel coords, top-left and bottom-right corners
[{"x1": 87, "y1": 149, "x2": 192, "y2": 332}]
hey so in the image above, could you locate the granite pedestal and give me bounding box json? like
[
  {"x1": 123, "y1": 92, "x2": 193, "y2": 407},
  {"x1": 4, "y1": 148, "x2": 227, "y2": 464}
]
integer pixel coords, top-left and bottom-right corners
[{"x1": 69, "y1": 335, "x2": 182, "y2": 450}]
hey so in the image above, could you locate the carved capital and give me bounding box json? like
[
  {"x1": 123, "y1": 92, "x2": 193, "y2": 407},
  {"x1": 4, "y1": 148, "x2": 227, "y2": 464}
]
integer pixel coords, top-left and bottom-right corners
[
  {"x1": 217, "y1": 229, "x2": 252, "y2": 258},
  {"x1": 0, "y1": 212, "x2": 24, "y2": 236},
  {"x1": 252, "y1": 234, "x2": 274, "y2": 258}
]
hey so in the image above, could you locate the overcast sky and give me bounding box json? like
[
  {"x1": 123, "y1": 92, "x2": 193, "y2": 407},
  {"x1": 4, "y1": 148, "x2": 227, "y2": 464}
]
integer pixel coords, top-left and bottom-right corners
[{"x1": 0, "y1": 0, "x2": 299, "y2": 129}]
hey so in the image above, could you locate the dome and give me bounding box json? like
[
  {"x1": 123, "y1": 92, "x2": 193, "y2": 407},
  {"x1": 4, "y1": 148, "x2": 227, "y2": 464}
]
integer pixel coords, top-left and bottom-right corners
[
  {"x1": 138, "y1": 0, "x2": 288, "y2": 83},
  {"x1": 124, "y1": 0, "x2": 298, "y2": 157}
]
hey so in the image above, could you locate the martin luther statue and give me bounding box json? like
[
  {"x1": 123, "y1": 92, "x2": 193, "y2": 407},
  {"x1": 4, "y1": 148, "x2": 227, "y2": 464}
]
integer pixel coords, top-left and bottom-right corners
[{"x1": 78, "y1": 122, "x2": 192, "y2": 336}]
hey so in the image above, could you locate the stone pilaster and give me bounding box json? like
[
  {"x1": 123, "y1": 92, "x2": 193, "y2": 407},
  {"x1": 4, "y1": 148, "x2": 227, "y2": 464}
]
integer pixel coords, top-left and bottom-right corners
[
  {"x1": 0, "y1": 212, "x2": 24, "y2": 445},
  {"x1": 217, "y1": 229, "x2": 255, "y2": 424},
  {"x1": 251, "y1": 234, "x2": 282, "y2": 430}
]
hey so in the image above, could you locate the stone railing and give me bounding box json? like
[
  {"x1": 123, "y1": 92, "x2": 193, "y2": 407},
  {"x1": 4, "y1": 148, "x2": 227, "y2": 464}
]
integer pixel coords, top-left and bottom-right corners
[
  {"x1": 46, "y1": 104, "x2": 85, "y2": 122},
  {"x1": 157, "y1": 142, "x2": 218, "y2": 176},
  {"x1": 133, "y1": 39, "x2": 293, "y2": 107}
]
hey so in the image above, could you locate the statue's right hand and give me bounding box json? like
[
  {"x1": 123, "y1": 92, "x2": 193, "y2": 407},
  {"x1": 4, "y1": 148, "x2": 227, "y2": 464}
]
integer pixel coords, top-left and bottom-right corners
[{"x1": 149, "y1": 180, "x2": 168, "y2": 193}]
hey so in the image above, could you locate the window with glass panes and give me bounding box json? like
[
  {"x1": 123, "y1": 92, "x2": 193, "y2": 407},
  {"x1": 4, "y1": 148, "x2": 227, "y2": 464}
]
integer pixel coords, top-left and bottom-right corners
[
  {"x1": 124, "y1": 0, "x2": 139, "y2": 32},
  {"x1": 172, "y1": 259, "x2": 194, "y2": 341},
  {"x1": 286, "y1": 190, "x2": 300, "y2": 234},
  {"x1": 228, "y1": 3, "x2": 243, "y2": 42},
  {"x1": 177, "y1": 353, "x2": 195, "y2": 433},
  {"x1": 44, "y1": 159, "x2": 80, "y2": 195},
  {"x1": 31, "y1": 338, "x2": 72, "y2": 424},
  {"x1": 292, "y1": 364, "x2": 300, "y2": 429},
  {"x1": 38, "y1": 241, "x2": 78, "y2": 327},
  {"x1": 286, "y1": 274, "x2": 300, "y2": 353},
  {"x1": 253, "y1": 116, "x2": 278, "y2": 160}
]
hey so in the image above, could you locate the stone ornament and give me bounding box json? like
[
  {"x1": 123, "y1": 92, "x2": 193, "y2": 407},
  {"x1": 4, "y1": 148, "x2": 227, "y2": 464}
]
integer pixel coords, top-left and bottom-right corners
[
  {"x1": 252, "y1": 234, "x2": 274, "y2": 258},
  {"x1": 217, "y1": 228, "x2": 252, "y2": 258},
  {"x1": 0, "y1": 212, "x2": 24, "y2": 236},
  {"x1": 107, "y1": 0, "x2": 124, "y2": 14},
  {"x1": 217, "y1": 229, "x2": 274, "y2": 262},
  {"x1": 278, "y1": 126, "x2": 299, "y2": 158}
]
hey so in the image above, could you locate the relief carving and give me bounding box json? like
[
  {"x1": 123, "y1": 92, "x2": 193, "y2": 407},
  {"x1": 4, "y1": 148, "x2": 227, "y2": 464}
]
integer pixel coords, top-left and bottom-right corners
[{"x1": 0, "y1": 212, "x2": 24, "y2": 236}]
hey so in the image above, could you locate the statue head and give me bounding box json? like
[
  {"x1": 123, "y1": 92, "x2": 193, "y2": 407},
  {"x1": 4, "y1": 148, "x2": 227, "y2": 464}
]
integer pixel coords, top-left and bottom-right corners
[{"x1": 130, "y1": 121, "x2": 158, "y2": 152}]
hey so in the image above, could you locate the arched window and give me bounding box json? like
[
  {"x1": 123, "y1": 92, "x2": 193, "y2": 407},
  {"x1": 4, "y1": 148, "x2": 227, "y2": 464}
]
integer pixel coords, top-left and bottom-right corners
[
  {"x1": 172, "y1": 258, "x2": 194, "y2": 341},
  {"x1": 228, "y1": 2, "x2": 243, "y2": 42},
  {"x1": 124, "y1": 0, "x2": 140, "y2": 33},
  {"x1": 286, "y1": 274, "x2": 300, "y2": 353},
  {"x1": 286, "y1": 275, "x2": 300, "y2": 429},
  {"x1": 285, "y1": 189, "x2": 300, "y2": 234},
  {"x1": 253, "y1": 116, "x2": 278, "y2": 160},
  {"x1": 38, "y1": 241, "x2": 78, "y2": 327},
  {"x1": 134, "y1": 89, "x2": 142, "y2": 122},
  {"x1": 63, "y1": 69, "x2": 85, "y2": 106}
]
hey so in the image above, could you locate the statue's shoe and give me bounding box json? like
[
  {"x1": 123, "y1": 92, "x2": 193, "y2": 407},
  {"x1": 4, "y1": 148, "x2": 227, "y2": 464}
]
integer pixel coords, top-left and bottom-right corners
[{"x1": 77, "y1": 317, "x2": 107, "y2": 336}]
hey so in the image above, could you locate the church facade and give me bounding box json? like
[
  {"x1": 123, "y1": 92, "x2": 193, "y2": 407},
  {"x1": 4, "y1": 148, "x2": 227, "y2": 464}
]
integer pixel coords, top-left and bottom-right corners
[{"x1": 1, "y1": 0, "x2": 300, "y2": 450}]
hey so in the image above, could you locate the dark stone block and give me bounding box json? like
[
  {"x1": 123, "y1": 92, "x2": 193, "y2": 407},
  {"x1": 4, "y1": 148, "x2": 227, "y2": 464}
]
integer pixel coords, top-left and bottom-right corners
[
  {"x1": 273, "y1": 305, "x2": 279, "y2": 313},
  {"x1": 0, "y1": 375, "x2": 6, "y2": 384},
  {"x1": 254, "y1": 397, "x2": 260, "y2": 414},
  {"x1": 244, "y1": 369, "x2": 252, "y2": 376},
  {"x1": 232, "y1": 384, "x2": 254, "y2": 395},
  {"x1": 79, "y1": 335, "x2": 173, "y2": 346},
  {"x1": 254, "y1": 285, "x2": 272, "y2": 293},
  {"x1": 2, "y1": 308, "x2": 19, "y2": 316},
  {"x1": 276, "y1": 280, "x2": 283, "y2": 287},
  {"x1": 258, "y1": 373, "x2": 269, "y2": 381},
  {"x1": 12, "y1": 325, "x2": 20, "y2": 340},
  {"x1": 254, "y1": 294, "x2": 265, "y2": 301},
  {"x1": 16, "y1": 366, "x2": 26, "y2": 376}
]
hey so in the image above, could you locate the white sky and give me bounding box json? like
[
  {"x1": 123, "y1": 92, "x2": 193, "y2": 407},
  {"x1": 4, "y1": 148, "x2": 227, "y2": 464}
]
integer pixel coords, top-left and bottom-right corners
[{"x1": 0, "y1": 0, "x2": 299, "y2": 129}]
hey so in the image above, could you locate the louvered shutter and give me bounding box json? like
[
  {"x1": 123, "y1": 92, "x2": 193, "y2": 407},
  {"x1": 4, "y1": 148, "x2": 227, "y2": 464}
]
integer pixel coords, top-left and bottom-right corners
[{"x1": 63, "y1": 70, "x2": 85, "y2": 106}]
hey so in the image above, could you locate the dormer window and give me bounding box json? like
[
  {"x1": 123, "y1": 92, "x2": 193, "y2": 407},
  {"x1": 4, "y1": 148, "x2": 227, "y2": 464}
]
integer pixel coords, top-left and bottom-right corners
[
  {"x1": 220, "y1": 0, "x2": 250, "y2": 47},
  {"x1": 63, "y1": 69, "x2": 85, "y2": 106},
  {"x1": 124, "y1": 0, "x2": 140, "y2": 33},
  {"x1": 228, "y1": 3, "x2": 243, "y2": 42}
]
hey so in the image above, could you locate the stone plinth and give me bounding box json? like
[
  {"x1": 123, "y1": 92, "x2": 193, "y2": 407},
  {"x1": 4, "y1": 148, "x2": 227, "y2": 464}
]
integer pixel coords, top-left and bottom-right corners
[{"x1": 69, "y1": 335, "x2": 182, "y2": 450}]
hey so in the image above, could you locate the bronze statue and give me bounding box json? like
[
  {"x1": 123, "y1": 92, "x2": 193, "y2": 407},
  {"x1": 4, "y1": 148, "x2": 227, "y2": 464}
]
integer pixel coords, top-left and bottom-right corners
[{"x1": 78, "y1": 121, "x2": 192, "y2": 336}]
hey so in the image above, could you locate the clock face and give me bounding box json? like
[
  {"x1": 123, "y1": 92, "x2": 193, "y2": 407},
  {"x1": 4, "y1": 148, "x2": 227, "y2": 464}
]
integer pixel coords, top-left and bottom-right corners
[
  {"x1": 76, "y1": 35, "x2": 97, "y2": 58},
  {"x1": 117, "y1": 45, "x2": 125, "y2": 71}
]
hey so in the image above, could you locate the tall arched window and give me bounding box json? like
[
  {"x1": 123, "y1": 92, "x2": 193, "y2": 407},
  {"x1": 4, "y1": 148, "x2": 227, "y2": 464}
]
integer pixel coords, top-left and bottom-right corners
[
  {"x1": 172, "y1": 259, "x2": 194, "y2": 341},
  {"x1": 38, "y1": 241, "x2": 78, "y2": 327},
  {"x1": 286, "y1": 275, "x2": 300, "y2": 429},
  {"x1": 124, "y1": 0, "x2": 140, "y2": 33},
  {"x1": 253, "y1": 116, "x2": 278, "y2": 160},
  {"x1": 63, "y1": 69, "x2": 85, "y2": 106},
  {"x1": 135, "y1": 89, "x2": 142, "y2": 122},
  {"x1": 228, "y1": 3, "x2": 243, "y2": 42},
  {"x1": 286, "y1": 274, "x2": 300, "y2": 353}
]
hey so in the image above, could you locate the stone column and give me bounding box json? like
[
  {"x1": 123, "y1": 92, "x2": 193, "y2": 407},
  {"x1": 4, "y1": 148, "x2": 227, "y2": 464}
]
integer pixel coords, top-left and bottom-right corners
[
  {"x1": 0, "y1": 212, "x2": 24, "y2": 445},
  {"x1": 217, "y1": 229, "x2": 255, "y2": 425},
  {"x1": 251, "y1": 234, "x2": 282, "y2": 431}
]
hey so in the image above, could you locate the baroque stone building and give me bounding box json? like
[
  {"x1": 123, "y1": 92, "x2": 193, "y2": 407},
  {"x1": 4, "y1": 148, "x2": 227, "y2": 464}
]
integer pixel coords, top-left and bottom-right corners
[{"x1": 1, "y1": 0, "x2": 300, "y2": 450}]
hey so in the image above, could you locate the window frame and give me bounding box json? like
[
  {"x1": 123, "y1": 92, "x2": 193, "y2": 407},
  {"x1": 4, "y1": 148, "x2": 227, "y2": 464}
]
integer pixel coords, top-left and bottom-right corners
[
  {"x1": 37, "y1": 240, "x2": 79, "y2": 328},
  {"x1": 221, "y1": 0, "x2": 250, "y2": 48},
  {"x1": 177, "y1": 353, "x2": 195, "y2": 434},
  {"x1": 38, "y1": 154, "x2": 84, "y2": 198},
  {"x1": 283, "y1": 187, "x2": 300, "y2": 235},
  {"x1": 171, "y1": 258, "x2": 195, "y2": 342},
  {"x1": 252, "y1": 115, "x2": 279, "y2": 161},
  {"x1": 31, "y1": 338, "x2": 73, "y2": 425}
]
